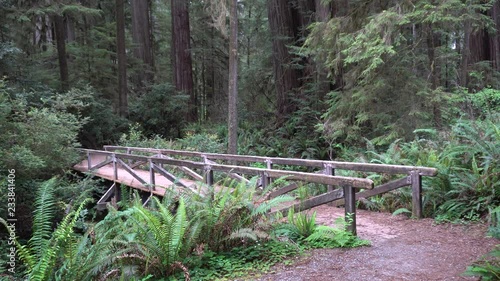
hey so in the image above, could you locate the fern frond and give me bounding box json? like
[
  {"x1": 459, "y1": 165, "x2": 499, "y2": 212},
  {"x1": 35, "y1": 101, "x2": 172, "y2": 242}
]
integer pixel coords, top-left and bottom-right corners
[
  {"x1": 228, "y1": 228, "x2": 269, "y2": 242},
  {"x1": 228, "y1": 228, "x2": 258, "y2": 241},
  {"x1": 29, "y1": 178, "x2": 57, "y2": 259},
  {"x1": 168, "y1": 197, "x2": 187, "y2": 264},
  {"x1": 253, "y1": 194, "x2": 295, "y2": 216}
]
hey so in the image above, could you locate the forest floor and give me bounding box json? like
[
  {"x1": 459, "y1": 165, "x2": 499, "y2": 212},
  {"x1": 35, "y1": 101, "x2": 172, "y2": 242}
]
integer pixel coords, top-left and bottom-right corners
[{"x1": 244, "y1": 205, "x2": 499, "y2": 281}]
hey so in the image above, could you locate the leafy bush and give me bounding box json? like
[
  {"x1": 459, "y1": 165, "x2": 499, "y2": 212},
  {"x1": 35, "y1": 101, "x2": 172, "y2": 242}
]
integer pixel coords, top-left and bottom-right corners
[
  {"x1": 353, "y1": 112, "x2": 500, "y2": 221},
  {"x1": 0, "y1": 87, "x2": 84, "y2": 180},
  {"x1": 190, "y1": 178, "x2": 294, "y2": 252},
  {"x1": 119, "y1": 123, "x2": 176, "y2": 149},
  {"x1": 274, "y1": 209, "x2": 370, "y2": 249},
  {"x1": 0, "y1": 81, "x2": 91, "y2": 238},
  {"x1": 66, "y1": 84, "x2": 128, "y2": 148},
  {"x1": 183, "y1": 240, "x2": 301, "y2": 280},
  {"x1": 129, "y1": 83, "x2": 189, "y2": 139},
  {"x1": 177, "y1": 131, "x2": 225, "y2": 153}
]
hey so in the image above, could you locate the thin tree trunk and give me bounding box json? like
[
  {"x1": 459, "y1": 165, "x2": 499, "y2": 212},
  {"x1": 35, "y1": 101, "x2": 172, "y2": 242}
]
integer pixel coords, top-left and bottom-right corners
[
  {"x1": 489, "y1": 1, "x2": 500, "y2": 71},
  {"x1": 426, "y1": 24, "x2": 442, "y2": 127},
  {"x1": 171, "y1": 0, "x2": 196, "y2": 122},
  {"x1": 227, "y1": 0, "x2": 238, "y2": 155},
  {"x1": 54, "y1": 13, "x2": 69, "y2": 92},
  {"x1": 116, "y1": 0, "x2": 128, "y2": 117},
  {"x1": 461, "y1": 20, "x2": 471, "y2": 87}
]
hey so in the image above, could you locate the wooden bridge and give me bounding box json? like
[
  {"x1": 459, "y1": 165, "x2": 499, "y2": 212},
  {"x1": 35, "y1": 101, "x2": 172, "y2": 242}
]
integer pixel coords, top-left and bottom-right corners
[{"x1": 73, "y1": 146, "x2": 438, "y2": 235}]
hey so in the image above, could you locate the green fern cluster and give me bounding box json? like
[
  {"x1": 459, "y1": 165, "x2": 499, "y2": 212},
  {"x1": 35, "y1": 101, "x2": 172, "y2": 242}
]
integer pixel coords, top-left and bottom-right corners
[
  {"x1": 0, "y1": 178, "x2": 95, "y2": 281},
  {"x1": 273, "y1": 209, "x2": 370, "y2": 250},
  {"x1": 188, "y1": 177, "x2": 294, "y2": 252},
  {"x1": 349, "y1": 113, "x2": 500, "y2": 221}
]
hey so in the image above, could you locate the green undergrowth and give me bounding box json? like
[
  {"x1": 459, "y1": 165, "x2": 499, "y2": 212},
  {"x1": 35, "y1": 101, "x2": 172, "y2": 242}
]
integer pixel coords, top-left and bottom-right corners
[
  {"x1": 171, "y1": 240, "x2": 302, "y2": 280},
  {"x1": 463, "y1": 246, "x2": 500, "y2": 281}
]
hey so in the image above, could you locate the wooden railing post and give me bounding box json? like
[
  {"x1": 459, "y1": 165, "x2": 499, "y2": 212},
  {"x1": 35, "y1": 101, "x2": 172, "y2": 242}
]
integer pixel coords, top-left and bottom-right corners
[
  {"x1": 112, "y1": 153, "x2": 118, "y2": 180},
  {"x1": 149, "y1": 158, "x2": 155, "y2": 191},
  {"x1": 127, "y1": 147, "x2": 132, "y2": 165},
  {"x1": 325, "y1": 163, "x2": 335, "y2": 192},
  {"x1": 261, "y1": 172, "x2": 268, "y2": 189},
  {"x1": 343, "y1": 184, "x2": 356, "y2": 235},
  {"x1": 203, "y1": 155, "x2": 214, "y2": 186},
  {"x1": 205, "y1": 167, "x2": 214, "y2": 186},
  {"x1": 265, "y1": 159, "x2": 273, "y2": 186},
  {"x1": 410, "y1": 170, "x2": 422, "y2": 218},
  {"x1": 87, "y1": 151, "x2": 92, "y2": 170}
]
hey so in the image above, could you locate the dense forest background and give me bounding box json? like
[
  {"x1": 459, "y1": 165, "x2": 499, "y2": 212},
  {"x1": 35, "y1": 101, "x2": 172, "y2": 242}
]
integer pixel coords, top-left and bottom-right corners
[
  {"x1": 1, "y1": 0, "x2": 499, "y2": 151},
  {"x1": 0, "y1": 0, "x2": 499, "y2": 279}
]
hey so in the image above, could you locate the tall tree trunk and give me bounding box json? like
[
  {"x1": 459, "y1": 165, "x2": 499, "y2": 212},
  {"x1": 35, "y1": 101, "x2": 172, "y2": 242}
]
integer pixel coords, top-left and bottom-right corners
[
  {"x1": 171, "y1": 0, "x2": 196, "y2": 122},
  {"x1": 267, "y1": 0, "x2": 301, "y2": 123},
  {"x1": 54, "y1": 14, "x2": 69, "y2": 92},
  {"x1": 227, "y1": 0, "x2": 238, "y2": 155},
  {"x1": 331, "y1": 0, "x2": 348, "y2": 90},
  {"x1": 314, "y1": 0, "x2": 332, "y2": 98},
  {"x1": 131, "y1": 0, "x2": 154, "y2": 83},
  {"x1": 490, "y1": 1, "x2": 500, "y2": 71},
  {"x1": 116, "y1": 0, "x2": 128, "y2": 117}
]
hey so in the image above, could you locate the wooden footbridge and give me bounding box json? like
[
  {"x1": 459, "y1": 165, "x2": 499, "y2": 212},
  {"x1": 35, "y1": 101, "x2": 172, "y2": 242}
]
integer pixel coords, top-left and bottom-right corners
[{"x1": 73, "y1": 146, "x2": 437, "y2": 234}]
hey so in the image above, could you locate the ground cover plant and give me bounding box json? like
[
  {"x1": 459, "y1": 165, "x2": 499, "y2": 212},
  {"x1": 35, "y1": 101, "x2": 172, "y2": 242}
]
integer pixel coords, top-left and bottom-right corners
[{"x1": 1, "y1": 170, "x2": 370, "y2": 280}]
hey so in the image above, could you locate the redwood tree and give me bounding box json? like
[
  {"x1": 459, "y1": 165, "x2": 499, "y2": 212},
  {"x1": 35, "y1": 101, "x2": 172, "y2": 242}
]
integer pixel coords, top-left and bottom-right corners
[
  {"x1": 116, "y1": 0, "x2": 128, "y2": 117},
  {"x1": 171, "y1": 0, "x2": 196, "y2": 122},
  {"x1": 54, "y1": 13, "x2": 69, "y2": 92},
  {"x1": 267, "y1": 0, "x2": 301, "y2": 123},
  {"x1": 131, "y1": 0, "x2": 154, "y2": 84}
]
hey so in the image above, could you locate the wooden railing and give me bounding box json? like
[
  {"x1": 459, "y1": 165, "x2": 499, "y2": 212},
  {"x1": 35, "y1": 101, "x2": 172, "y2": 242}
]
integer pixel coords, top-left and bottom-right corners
[{"x1": 75, "y1": 146, "x2": 438, "y2": 235}]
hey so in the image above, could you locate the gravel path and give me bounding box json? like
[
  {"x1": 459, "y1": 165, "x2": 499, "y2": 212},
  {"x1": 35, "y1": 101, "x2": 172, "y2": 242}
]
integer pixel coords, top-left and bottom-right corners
[{"x1": 248, "y1": 205, "x2": 498, "y2": 281}]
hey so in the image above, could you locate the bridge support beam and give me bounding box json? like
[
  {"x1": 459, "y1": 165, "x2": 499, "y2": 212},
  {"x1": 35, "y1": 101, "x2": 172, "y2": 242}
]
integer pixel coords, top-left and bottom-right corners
[{"x1": 343, "y1": 184, "x2": 356, "y2": 235}]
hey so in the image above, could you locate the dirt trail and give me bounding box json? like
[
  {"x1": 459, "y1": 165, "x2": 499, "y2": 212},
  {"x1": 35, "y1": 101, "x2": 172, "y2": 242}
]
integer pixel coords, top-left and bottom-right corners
[{"x1": 250, "y1": 205, "x2": 498, "y2": 281}]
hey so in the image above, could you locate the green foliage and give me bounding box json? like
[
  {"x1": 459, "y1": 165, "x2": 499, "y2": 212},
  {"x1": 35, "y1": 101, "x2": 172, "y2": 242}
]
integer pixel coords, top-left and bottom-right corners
[
  {"x1": 306, "y1": 0, "x2": 495, "y2": 146},
  {"x1": 118, "y1": 123, "x2": 176, "y2": 149},
  {"x1": 470, "y1": 88, "x2": 500, "y2": 116},
  {"x1": 177, "y1": 130, "x2": 225, "y2": 153},
  {"x1": 129, "y1": 83, "x2": 189, "y2": 139},
  {"x1": 68, "y1": 84, "x2": 128, "y2": 148},
  {"x1": 488, "y1": 206, "x2": 500, "y2": 239},
  {"x1": 463, "y1": 246, "x2": 500, "y2": 281},
  {"x1": 350, "y1": 112, "x2": 499, "y2": 221},
  {"x1": 191, "y1": 178, "x2": 288, "y2": 252},
  {"x1": 124, "y1": 196, "x2": 193, "y2": 276},
  {"x1": 392, "y1": 208, "x2": 412, "y2": 217},
  {"x1": 184, "y1": 240, "x2": 301, "y2": 280},
  {"x1": 238, "y1": 98, "x2": 328, "y2": 159},
  {"x1": 1, "y1": 178, "x2": 93, "y2": 281},
  {"x1": 0, "y1": 82, "x2": 85, "y2": 180},
  {"x1": 280, "y1": 209, "x2": 317, "y2": 240},
  {"x1": 273, "y1": 210, "x2": 370, "y2": 250}
]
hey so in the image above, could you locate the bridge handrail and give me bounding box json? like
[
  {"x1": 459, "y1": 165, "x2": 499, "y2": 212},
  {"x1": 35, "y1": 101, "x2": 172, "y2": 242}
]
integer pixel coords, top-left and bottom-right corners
[
  {"x1": 79, "y1": 148, "x2": 374, "y2": 189},
  {"x1": 103, "y1": 145, "x2": 438, "y2": 176}
]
